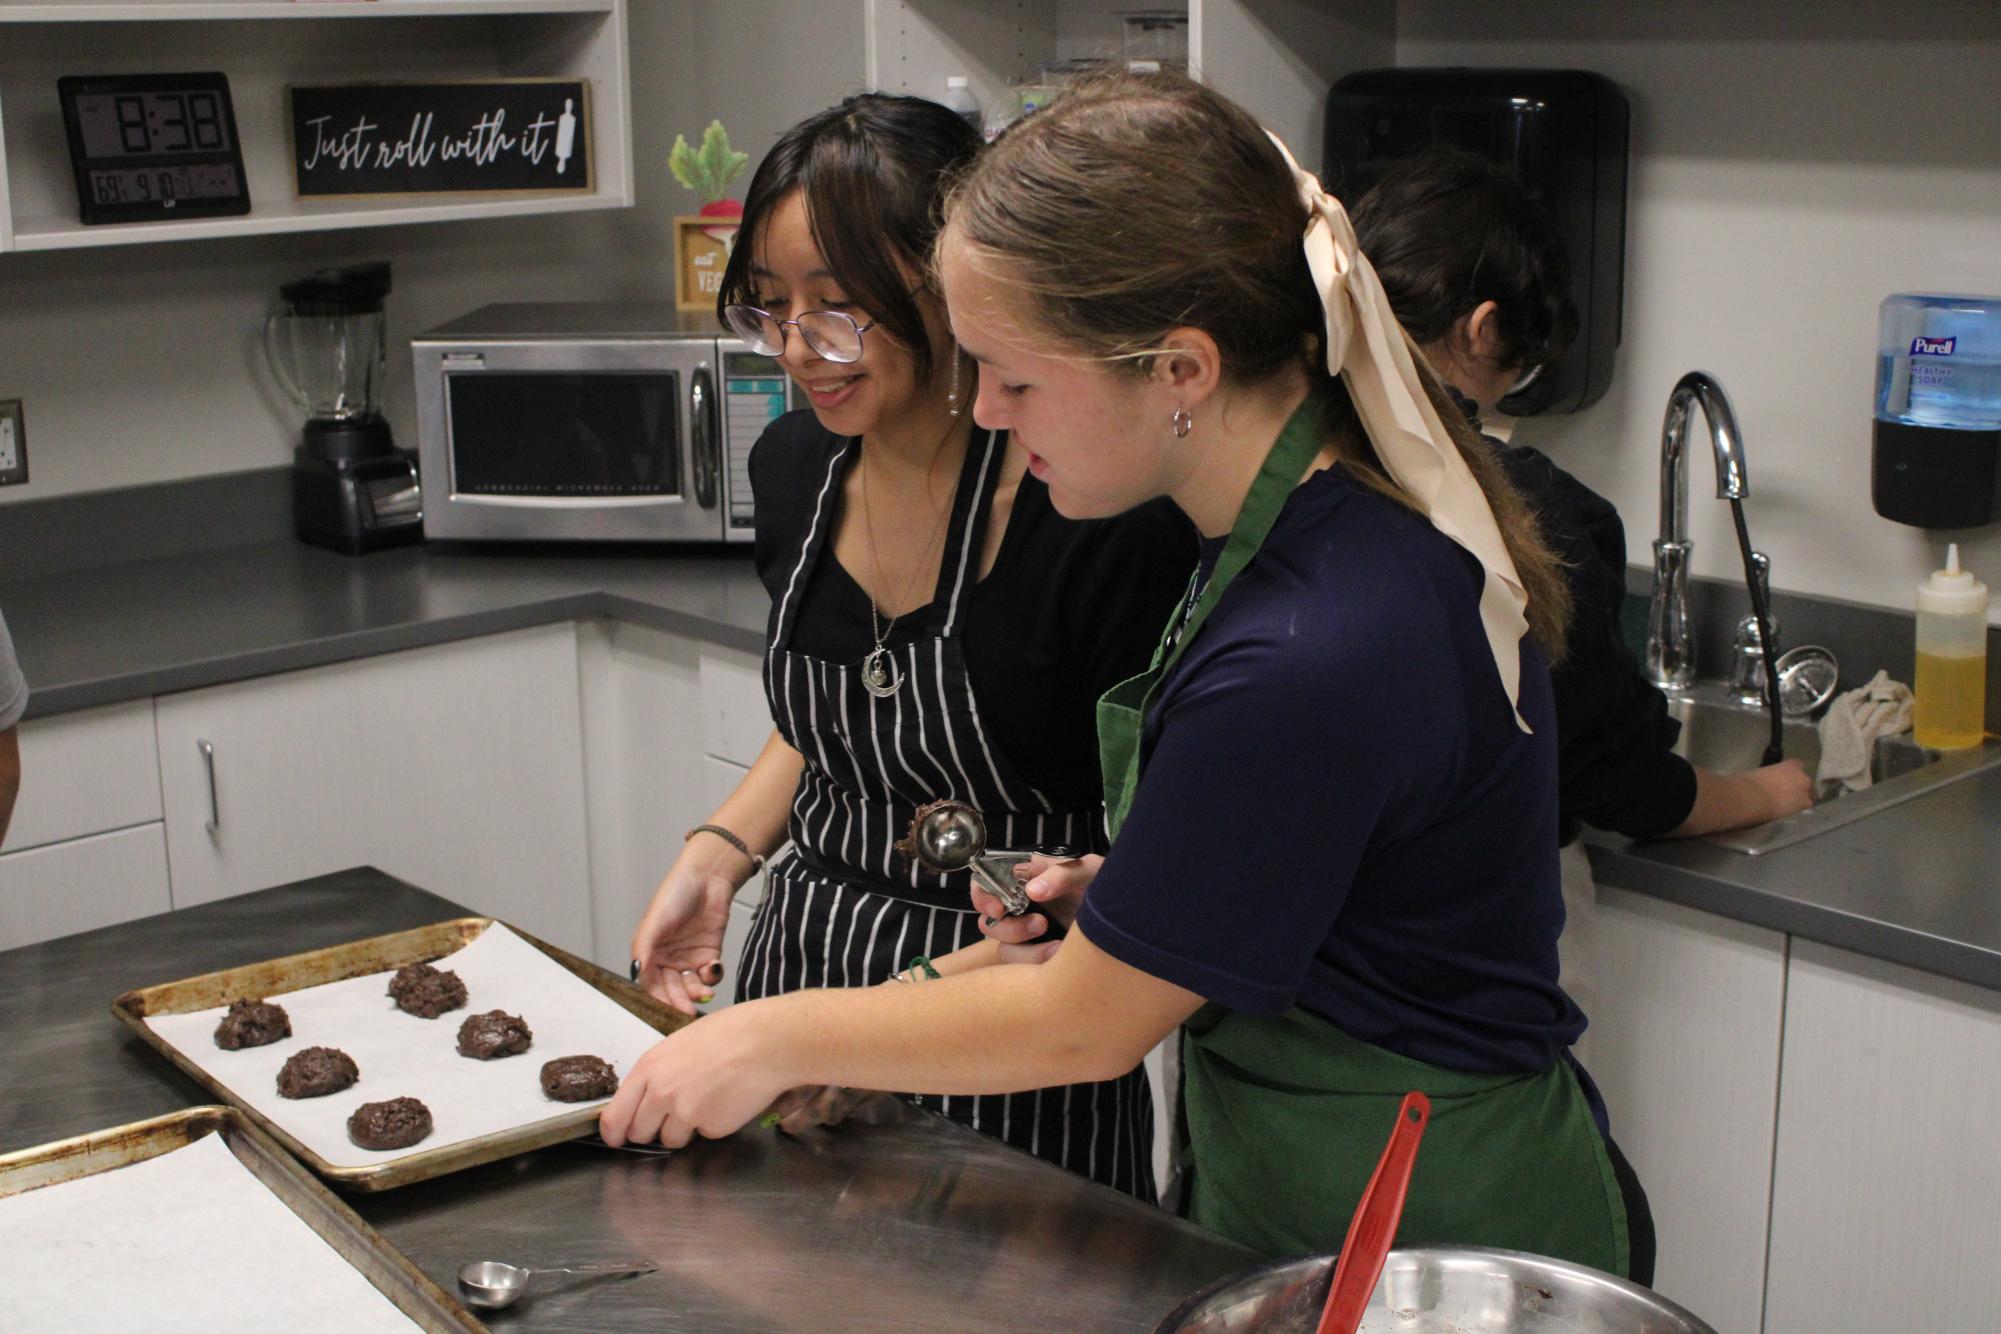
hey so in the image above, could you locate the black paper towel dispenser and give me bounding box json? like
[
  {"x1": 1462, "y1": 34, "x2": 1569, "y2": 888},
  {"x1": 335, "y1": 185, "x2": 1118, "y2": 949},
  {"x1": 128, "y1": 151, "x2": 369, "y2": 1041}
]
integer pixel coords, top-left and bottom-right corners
[{"x1": 1324, "y1": 68, "x2": 1629, "y2": 416}]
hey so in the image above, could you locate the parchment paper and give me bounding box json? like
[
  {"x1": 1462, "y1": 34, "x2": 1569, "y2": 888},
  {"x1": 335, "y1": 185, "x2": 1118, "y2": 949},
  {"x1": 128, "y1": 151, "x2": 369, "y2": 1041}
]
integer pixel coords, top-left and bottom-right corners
[
  {"x1": 0, "y1": 1132, "x2": 423, "y2": 1334},
  {"x1": 146, "y1": 925, "x2": 666, "y2": 1170}
]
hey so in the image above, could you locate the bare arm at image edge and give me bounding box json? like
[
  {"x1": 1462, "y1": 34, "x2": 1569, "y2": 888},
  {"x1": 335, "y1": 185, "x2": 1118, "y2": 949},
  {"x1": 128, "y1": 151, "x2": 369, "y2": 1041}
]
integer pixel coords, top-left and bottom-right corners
[{"x1": 0, "y1": 608, "x2": 25, "y2": 848}]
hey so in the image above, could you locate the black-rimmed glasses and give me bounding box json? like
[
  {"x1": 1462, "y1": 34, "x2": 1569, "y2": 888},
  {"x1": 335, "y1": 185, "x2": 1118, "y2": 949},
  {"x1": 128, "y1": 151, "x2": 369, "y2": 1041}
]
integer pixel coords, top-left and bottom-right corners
[{"x1": 722, "y1": 304, "x2": 875, "y2": 364}]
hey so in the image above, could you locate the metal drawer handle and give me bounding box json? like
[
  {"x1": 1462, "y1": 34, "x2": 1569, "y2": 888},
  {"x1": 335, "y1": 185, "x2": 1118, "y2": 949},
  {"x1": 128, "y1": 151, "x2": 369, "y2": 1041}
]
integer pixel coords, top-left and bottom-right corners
[{"x1": 198, "y1": 738, "x2": 219, "y2": 835}]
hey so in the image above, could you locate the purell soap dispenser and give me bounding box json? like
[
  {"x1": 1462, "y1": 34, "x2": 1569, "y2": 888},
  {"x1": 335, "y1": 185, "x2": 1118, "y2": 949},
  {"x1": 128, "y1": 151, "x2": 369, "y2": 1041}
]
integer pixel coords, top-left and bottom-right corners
[{"x1": 1873, "y1": 293, "x2": 2001, "y2": 527}]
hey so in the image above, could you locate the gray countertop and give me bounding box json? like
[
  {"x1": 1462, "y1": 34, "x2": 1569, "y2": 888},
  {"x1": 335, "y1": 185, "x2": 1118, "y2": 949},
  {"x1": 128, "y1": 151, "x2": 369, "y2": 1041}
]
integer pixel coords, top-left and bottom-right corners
[
  {"x1": 0, "y1": 869, "x2": 1256, "y2": 1332},
  {"x1": 6, "y1": 536, "x2": 2000, "y2": 997},
  {"x1": 0, "y1": 538, "x2": 770, "y2": 720}
]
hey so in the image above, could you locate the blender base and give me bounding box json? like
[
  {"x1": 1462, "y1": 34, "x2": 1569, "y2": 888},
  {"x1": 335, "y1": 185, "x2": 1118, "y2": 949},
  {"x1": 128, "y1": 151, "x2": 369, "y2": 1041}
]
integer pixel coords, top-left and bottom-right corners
[{"x1": 294, "y1": 441, "x2": 423, "y2": 556}]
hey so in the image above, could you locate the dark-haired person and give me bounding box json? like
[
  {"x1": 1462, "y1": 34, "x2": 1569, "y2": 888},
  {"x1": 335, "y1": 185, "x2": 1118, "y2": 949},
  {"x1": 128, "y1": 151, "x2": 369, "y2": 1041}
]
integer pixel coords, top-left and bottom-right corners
[
  {"x1": 605, "y1": 71, "x2": 1653, "y2": 1282},
  {"x1": 625, "y1": 93, "x2": 1194, "y2": 1198},
  {"x1": 1352, "y1": 149, "x2": 1812, "y2": 1053},
  {"x1": 0, "y1": 608, "x2": 24, "y2": 847}
]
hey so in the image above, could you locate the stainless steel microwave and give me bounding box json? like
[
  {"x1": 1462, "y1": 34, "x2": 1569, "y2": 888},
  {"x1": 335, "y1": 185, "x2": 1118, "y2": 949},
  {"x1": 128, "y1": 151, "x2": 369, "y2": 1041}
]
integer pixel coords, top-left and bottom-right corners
[{"x1": 411, "y1": 304, "x2": 803, "y2": 543}]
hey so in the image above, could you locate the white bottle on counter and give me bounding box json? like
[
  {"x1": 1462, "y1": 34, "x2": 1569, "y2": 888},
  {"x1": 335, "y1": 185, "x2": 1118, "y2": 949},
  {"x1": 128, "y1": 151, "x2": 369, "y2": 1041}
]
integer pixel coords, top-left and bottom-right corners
[
  {"x1": 943, "y1": 76, "x2": 983, "y2": 134},
  {"x1": 1913, "y1": 542, "x2": 1989, "y2": 750}
]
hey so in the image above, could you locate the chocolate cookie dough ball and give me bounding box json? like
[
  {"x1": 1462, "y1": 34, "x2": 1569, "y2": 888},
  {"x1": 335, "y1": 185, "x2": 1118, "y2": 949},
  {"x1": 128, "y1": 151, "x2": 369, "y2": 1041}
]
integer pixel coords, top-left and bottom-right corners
[
  {"x1": 347, "y1": 1097, "x2": 433, "y2": 1151},
  {"x1": 386, "y1": 962, "x2": 467, "y2": 1019},
  {"x1": 540, "y1": 1055, "x2": 618, "y2": 1102},
  {"x1": 213, "y1": 998, "x2": 291, "y2": 1050},
  {"x1": 456, "y1": 1009, "x2": 533, "y2": 1060},
  {"x1": 276, "y1": 1046, "x2": 359, "y2": 1099}
]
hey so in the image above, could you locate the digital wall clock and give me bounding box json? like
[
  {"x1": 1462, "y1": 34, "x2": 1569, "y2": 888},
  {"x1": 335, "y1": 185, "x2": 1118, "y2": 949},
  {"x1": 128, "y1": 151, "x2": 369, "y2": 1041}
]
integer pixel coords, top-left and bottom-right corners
[{"x1": 58, "y1": 72, "x2": 252, "y2": 225}]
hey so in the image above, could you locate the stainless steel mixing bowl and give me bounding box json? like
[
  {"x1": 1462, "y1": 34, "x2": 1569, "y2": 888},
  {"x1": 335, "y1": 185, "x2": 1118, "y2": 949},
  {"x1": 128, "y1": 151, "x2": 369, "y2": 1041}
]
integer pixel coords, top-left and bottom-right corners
[{"x1": 1154, "y1": 1246, "x2": 1718, "y2": 1333}]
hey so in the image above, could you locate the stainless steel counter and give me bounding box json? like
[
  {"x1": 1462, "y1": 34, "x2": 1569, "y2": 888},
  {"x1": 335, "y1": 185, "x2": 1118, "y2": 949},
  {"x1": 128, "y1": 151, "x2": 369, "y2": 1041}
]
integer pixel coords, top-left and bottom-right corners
[{"x1": 0, "y1": 868, "x2": 1256, "y2": 1332}]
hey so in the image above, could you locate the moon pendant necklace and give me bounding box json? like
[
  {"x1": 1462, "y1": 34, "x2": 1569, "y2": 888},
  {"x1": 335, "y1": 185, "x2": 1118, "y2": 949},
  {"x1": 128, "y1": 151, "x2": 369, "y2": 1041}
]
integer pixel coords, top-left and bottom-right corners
[{"x1": 863, "y1": 603, "x2": 902, "y2": 698}]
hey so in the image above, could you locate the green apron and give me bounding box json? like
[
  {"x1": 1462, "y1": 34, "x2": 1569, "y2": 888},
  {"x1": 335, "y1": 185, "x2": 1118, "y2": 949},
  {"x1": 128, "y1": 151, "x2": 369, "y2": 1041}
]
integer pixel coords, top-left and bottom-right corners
[{"x1": 1095, "y1": 397, "x2": 1630, "y2": 1274}]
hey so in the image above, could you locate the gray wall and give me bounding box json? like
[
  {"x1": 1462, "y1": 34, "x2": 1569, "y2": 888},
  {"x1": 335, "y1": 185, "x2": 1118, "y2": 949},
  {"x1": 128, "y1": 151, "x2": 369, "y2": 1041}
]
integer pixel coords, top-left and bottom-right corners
[
  {"x1": 0, "y1": 0, "x2": 866, "y2": 504},
  {"x1": 9, "y1": 0, "x2": 2001, "y2": 629},
  {"x1": 1401, "y1": 0, "x2": 2001, "y2": 620}
]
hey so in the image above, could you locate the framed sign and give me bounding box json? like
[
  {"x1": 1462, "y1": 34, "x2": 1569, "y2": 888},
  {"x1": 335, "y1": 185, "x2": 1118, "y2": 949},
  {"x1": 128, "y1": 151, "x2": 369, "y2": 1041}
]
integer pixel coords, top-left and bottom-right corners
[
  {"x1": 674, "y1": 214, "x2": 738, "y2": 313},
  {"x1": 289, "y1": 79, "x2": 591, "y2": 198}
]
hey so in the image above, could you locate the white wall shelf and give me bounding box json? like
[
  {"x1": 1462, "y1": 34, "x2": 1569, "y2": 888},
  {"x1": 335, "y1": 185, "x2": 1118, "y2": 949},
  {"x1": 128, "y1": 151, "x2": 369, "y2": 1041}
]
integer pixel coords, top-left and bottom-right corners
[
  {"x1": 0, "y1": 1, "x2": 613, "y2": 23},
  {"x1": 0, "y1": 0, "x2": 632, "y2": 252}
]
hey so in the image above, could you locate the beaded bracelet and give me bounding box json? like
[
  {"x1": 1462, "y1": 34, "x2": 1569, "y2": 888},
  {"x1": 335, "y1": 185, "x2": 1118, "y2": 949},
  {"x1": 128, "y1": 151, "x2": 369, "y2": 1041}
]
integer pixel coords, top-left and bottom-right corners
[{"x1": 685, "y1": 823, "x2": 766, "y2": 874}]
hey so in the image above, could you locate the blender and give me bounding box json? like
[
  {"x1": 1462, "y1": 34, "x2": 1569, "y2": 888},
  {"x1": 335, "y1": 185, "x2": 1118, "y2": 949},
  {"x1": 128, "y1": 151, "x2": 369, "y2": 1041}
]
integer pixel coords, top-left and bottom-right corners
[{"x1": 264, "y1": 262, "x2": 423, "y2": 554}]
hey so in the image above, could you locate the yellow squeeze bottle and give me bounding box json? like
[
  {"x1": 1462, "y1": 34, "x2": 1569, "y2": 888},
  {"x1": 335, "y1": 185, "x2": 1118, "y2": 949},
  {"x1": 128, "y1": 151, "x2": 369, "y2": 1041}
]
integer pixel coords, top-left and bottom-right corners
[{"x1": 1913, "y1": 543, "x2": 1989, "y2": 750}]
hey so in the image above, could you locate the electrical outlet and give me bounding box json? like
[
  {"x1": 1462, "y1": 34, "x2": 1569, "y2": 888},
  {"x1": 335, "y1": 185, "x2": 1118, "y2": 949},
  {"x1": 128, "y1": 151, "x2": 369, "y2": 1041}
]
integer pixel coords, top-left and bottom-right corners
[{"x1": 0, "y1": 400, "x2": 25, "y2": 485}]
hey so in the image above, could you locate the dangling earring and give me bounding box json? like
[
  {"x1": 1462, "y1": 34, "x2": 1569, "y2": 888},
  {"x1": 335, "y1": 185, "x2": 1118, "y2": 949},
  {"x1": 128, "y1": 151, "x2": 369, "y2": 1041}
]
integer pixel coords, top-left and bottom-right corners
[
  {"x1": 1171, "y1": 406, "x2": 1194, "y2": 439},
  {"x1": 946, "y1": 347, "x2": 964, "y2": 418}
]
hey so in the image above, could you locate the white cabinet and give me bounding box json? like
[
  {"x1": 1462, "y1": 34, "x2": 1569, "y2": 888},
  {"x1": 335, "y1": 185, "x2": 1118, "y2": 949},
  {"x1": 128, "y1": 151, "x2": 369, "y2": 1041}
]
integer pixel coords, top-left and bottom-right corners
[
  {"x1": 0, "y1": 699, "x2": 169, "y2": 948},
  {"x1": 0, "y1": 0, "x2": 632, "y2": 253},
  {"x1": 704, "y1": 754, "x2": 762, "y2": 1009},
  {"x1": 1763, "y1": 940, "x2": 2001, "y2": 1334},
  {"x1": 1586, "y1": 885, "x2": 1787, "y2": 1334},
  {"x1": 0, "y1": 823, "x2": 171, "y2": 947},
  {"x1": 152, "y1": 624, "x2": 594, "y2": 956},
  {"x1": 577, "y1": 620, "x2": 713, "y2": 972},
  {"x1": 3, "y1": 699, "x2": 159, "y2": 854},
  {"x1": 577, "y1": 618, "x2": 773, "y2": 984}
]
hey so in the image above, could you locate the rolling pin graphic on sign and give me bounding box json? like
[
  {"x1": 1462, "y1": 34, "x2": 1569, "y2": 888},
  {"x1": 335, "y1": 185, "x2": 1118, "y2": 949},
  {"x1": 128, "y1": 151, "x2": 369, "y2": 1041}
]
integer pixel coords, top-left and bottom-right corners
[{"x1": 556, "y1": 99, "x2": 578, "y2": 174}]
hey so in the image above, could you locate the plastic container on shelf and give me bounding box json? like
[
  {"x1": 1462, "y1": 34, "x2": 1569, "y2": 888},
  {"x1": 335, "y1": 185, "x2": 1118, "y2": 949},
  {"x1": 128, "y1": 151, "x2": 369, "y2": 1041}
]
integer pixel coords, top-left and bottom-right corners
[
  {"x1": 1913, "y1": 543, "x2": 1990, "y2": 751},
  {"x1": 942, "y1": 76, "x2": 983, "y2": 133},
  {"x1": 1119, "y1": 9, "x2": 1190, "y2": 71}
]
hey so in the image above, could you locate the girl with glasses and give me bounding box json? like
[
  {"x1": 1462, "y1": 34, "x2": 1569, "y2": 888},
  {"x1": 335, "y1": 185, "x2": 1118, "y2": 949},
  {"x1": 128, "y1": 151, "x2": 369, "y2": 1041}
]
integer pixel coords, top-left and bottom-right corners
[
  {"x1": 626, "y1": 92, "x2": 1195, "y2": 1200},
  {"x1": 607, "y1": 71, "x2": 1654, "y2": 1281}
]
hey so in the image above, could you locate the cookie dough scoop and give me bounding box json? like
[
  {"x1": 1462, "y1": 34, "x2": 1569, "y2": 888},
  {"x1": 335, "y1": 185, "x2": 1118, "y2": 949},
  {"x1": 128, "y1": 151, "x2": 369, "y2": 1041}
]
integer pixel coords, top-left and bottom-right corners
[{"x1": 897, "y1": 799, "x2": 1068, "y2": 918}]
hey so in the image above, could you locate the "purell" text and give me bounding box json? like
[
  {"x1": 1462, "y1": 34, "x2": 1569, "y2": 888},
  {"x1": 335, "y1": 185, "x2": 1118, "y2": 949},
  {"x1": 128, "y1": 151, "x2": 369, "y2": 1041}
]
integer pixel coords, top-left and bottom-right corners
[{"x1": 1910, "y1": 336, "x2": 1958, "y2": 356}]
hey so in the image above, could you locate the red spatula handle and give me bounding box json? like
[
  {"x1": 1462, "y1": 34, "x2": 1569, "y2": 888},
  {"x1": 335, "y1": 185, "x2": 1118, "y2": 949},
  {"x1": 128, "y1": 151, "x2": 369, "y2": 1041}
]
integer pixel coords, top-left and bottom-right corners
[{"x1": 1315, "y1": 1090, "x2": 1431, "y2": 1334}]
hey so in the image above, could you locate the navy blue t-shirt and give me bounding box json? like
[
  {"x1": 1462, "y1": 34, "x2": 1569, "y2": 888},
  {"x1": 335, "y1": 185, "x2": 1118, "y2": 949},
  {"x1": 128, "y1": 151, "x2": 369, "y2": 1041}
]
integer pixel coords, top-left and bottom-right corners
[{"x1": 1078, "y1": 464, "x2": 1585, "y2": 1078}]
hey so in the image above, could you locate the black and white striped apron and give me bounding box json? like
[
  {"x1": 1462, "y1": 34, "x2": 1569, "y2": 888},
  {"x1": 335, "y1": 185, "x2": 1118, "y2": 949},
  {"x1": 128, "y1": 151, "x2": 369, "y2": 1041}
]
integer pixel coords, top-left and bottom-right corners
[{"x1": 738, "y1": 425, "x2": 1156, "y2": 1201}]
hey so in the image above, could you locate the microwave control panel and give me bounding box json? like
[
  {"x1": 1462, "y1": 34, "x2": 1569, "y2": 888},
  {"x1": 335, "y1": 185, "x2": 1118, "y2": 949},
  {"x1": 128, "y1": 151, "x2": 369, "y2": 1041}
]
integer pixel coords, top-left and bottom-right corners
[{"x1": 723, "y1": 352, "x2": 798, "y2": 532}]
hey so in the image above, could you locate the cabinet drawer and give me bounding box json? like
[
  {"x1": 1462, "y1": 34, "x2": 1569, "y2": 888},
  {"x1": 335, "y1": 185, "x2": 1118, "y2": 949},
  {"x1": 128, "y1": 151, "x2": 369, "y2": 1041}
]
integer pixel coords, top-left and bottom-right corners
[
  {"x1": 0, "y1": 822, "x2": 171, "y2": 949},
  {"x1": 5, "y1": 700, "x2": 161, "y2": 853},
  {"x1": 699, "y1": 648, "x2": 771, "y2": 767}
]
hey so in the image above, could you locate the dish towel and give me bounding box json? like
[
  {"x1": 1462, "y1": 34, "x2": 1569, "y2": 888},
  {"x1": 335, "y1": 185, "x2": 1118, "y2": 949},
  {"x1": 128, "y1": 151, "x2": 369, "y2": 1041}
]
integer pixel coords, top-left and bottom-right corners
[{"x1": 1816, "y1": 669, "x2": 1914, "y2": 793}]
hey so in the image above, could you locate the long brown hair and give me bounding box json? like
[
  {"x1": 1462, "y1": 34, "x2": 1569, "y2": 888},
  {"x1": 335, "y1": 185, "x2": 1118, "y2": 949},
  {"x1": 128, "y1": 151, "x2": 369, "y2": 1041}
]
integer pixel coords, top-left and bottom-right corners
[{"x1": 942, "y1": 71, "x2": 1570, "y2": 660}]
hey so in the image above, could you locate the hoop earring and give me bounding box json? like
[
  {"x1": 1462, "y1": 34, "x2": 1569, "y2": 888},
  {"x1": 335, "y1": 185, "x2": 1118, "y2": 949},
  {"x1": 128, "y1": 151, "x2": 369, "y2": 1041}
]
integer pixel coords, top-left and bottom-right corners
[
  {"x1": 946, "y1": 348, "x2": 964, "y2": 418},
  {"x1": 1170, "y1": 406, "x2": 1194, "y2": 439}
]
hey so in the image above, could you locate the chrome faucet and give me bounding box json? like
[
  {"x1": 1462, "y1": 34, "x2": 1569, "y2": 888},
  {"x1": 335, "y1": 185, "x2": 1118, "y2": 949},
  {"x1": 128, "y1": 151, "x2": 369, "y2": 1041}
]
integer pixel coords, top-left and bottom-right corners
[{"x1": 1646, "y1": 371, "x2": 1752, "y2": 690}]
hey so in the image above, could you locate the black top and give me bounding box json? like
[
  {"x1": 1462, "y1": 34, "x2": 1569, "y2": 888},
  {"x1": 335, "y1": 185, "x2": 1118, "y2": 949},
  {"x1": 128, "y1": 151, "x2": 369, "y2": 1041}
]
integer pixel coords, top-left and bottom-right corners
[
  {"x1": 750, "y1": 411, "x2": 1198, "y2": 814},
  {"x1": 1458, "y1": 393, "x2": 1696, "y2": 842}
]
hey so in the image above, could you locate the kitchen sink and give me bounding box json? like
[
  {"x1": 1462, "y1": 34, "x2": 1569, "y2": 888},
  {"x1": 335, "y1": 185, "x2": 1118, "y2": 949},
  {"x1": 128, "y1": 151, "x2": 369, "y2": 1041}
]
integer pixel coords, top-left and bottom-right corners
[{"x1": 1666, "y1": 682, "x2": 2001, "y2": 854}]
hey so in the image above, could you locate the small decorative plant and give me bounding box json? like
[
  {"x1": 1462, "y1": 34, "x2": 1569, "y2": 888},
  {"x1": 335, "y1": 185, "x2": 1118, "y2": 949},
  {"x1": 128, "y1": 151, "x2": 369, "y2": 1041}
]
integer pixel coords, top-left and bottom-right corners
[{"x1": 670, "y1": 120, "x2": 750, "y2": 242}]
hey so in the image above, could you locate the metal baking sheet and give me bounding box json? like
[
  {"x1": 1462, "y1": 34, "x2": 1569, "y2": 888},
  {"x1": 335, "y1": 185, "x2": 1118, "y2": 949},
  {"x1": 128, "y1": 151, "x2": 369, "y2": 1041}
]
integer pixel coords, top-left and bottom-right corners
[
  {"x1": 0, "y1": 1105, "x2": 484, "y2": 1333},
  {"x1": 112, "y1": 918, "x2": 689, "y2": 1191}
]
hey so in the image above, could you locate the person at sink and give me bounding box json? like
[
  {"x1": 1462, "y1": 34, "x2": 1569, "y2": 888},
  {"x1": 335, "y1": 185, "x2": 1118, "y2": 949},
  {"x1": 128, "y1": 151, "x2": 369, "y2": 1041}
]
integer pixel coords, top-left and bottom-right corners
[
  {"x1": 623, "y1": 92, "x2": 1195, "y2": 1200},
  {"x1": 605, "y1": 71, "x2": 1654, "y2": 1283},
  {"x1": 1351, "y1": 149, "x2": 1815, "y2": 1050}
]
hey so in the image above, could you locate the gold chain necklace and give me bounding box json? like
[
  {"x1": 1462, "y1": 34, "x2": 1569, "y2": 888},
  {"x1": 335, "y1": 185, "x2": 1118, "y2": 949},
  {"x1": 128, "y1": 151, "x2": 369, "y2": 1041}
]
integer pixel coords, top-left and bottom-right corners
[{"x1": 857, "y1": 429, "x2": 960, "y2": 699}]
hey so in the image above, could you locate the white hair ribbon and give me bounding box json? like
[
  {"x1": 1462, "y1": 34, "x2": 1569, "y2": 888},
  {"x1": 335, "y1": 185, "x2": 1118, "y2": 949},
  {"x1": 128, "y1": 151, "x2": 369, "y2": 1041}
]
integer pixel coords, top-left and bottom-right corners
[{"x1": 1267, "y1": 131, "x2": 1534, "y2": 731}]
